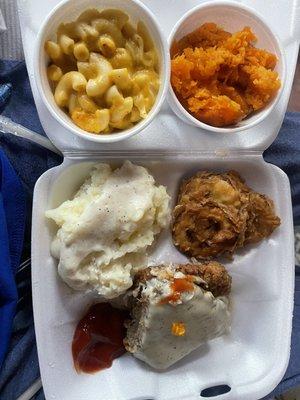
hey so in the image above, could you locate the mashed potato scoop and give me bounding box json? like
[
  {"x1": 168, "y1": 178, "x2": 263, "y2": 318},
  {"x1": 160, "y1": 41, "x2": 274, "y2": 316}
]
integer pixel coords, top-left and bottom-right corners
[{"x1": 46, "y1": 161, "x2": 170, "y2": 299}]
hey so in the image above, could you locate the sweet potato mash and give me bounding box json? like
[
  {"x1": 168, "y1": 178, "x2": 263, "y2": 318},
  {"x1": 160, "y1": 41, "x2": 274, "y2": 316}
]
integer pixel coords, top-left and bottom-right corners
[{"x1": 171, "y1": 23, "x2": 281, "y2": 127}]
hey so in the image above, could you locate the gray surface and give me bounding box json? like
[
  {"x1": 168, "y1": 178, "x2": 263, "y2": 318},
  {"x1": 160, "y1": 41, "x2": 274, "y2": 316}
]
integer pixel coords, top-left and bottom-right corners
[
  {"x1": 295, "y1": 226, "x2": 300, "y2": 267},
  {"x1": 0, "y1": 0, "x2": 23, "y2": 60}
]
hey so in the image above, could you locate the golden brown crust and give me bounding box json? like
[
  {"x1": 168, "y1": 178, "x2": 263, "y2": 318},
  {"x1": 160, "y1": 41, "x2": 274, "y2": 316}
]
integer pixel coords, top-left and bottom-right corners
[
  {"x1": 172, "y1": 170, "x2": 280, "y2": 259},
  {"x1": 133, "y1": 262, "x2": 231, "y2": 298},
  {"x1": 244, "y1": 193, "x2": 280, "y2": 244},
  {"x1": 176, "y1": 262, "x2": 231, "y2": 297}
]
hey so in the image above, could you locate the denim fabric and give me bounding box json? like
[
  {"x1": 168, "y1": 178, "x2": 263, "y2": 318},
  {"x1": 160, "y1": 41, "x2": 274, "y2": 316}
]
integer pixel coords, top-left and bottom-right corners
[{"x1": 0, "y1": 150, "x2": 26, "y2": 368}]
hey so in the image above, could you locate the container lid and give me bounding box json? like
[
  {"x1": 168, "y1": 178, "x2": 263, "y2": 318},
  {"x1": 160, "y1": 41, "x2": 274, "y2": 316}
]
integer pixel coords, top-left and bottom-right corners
[{"x1": 18, "y1": 0, "x2": 300, "y2": 155}]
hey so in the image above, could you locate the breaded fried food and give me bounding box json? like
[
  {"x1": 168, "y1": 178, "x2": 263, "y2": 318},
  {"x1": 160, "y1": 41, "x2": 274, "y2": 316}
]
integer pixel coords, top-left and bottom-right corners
[
  {"x1": 134, "y1": 261, "x2": 231, "y2": 297},
  {"x1": 172, "y1": 171, "x2": 280, "y2": 259},
  {"x1": 244, "y1": 192, "x2": 281, "y2": 244},
  {"x1": 124, "y1": 262, "x2": 231, "y2": 369},
  {"x1": 178, "y1": 261, "x2": 232, "y2": 297}
]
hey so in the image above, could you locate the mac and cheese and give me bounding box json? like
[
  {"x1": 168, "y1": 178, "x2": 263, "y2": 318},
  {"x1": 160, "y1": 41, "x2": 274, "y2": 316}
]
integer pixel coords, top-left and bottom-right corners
[{"x1": 45, "y1": 9, "x2": 160, "y2": 134}]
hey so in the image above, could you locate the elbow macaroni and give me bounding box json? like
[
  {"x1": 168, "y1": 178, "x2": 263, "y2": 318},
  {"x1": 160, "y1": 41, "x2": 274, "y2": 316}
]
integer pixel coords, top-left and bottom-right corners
[
  {"x1": 85, "y1": 53, "x2": 113, "y2": 97},
  {"x1": 45, "y1": 8, "x2": 160, "y2": 134},
  {"x1": 73, "y1": 42, "x2": 90, "y2": 61},
  {"x1": 54, "y1": 71, "x2": 87, "y2": 107}
]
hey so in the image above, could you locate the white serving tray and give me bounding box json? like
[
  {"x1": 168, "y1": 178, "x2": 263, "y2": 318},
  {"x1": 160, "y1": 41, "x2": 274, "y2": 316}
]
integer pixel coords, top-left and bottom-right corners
[
  {"x1": 17, "y1": 0, "x2": 299, "y2": 399},
  {"x1": 32, "y1": 154, "x2": 294, "y2": 400}
]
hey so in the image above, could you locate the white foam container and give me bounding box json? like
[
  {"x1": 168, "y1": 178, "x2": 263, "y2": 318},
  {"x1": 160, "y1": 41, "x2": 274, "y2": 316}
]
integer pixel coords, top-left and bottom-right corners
[{"x1": 17, "y1": 0, "x2": 300, "y2": 399}]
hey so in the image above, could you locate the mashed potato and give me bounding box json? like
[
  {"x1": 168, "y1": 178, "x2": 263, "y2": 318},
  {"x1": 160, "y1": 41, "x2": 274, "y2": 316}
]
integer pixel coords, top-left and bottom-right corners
[{"x1": 46, "y1": 161, "x2": 170, "y2": 299}]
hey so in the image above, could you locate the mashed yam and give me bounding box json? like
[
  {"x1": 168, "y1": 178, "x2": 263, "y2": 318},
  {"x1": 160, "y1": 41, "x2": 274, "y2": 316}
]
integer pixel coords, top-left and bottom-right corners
[
  {"x1": 46, "y1": 161, "x2": 170, "y2": 299},
  {"x1": 171, "y1": 23, "x2": 281, "y2": 127}
]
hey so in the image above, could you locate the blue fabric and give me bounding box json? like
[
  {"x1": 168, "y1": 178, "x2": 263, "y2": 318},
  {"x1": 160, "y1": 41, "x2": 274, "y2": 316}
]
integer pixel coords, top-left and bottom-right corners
[
  {"x1": 0, "y1": 59, "x2": 300, "y2": 399},
  {"x1": 264, "y1": 113, "x2": 300, "y2": 226},
  {"x1": 0, "y1": 83, "x2": 12, "y2": 108},
  {"x1": 0, "y1": 149, "x2": 26, "y2": 367}
]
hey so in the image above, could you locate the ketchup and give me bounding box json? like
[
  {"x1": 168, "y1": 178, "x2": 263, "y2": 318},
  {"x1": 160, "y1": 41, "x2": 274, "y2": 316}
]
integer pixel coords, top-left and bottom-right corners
[
  {"x1": 72, "y1": 303, "x2": 128, "y2": 373},
  {"x1": 160, "y1": 277, "x2": 194, "y2": 304}
]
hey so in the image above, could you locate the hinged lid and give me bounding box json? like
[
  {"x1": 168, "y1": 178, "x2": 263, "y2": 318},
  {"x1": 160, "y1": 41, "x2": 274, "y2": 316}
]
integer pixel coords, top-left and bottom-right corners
[{"x1": 18, "y1": 0, "x2": 300, "y2": 155}]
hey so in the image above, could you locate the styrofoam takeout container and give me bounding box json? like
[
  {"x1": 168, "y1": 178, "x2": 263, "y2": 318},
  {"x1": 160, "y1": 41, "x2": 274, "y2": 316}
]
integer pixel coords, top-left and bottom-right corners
[
  {"x1": 168, "y1": 1, "x2": 286, "y2": 133},
  {"x1": 17, "y1": 0, "x2": 300, "y2": 399},
  {"x1": 34, "y1": 0, "x2": 170, "y2": 143}
]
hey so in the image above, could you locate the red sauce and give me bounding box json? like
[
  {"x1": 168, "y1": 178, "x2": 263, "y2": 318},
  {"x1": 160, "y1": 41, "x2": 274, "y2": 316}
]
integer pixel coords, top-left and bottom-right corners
[
  {"x1": 160, "y1": 277, "x2": 194, "y2": 304},
  {"x1": 72, "y1": 303, "x2": 128, "y2": 373}
]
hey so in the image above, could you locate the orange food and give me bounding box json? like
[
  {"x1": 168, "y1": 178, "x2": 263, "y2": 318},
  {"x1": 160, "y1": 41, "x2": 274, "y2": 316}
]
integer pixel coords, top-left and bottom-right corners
[
  {"x1": 171, "y1": 322, "x2": 186, "y2": 337},
  {"x1": 171, "y1": 23, "x2": 281, "y2": 127},
  {"x1": 160, "y1": 276, "x2": 195, "y2": 304}
]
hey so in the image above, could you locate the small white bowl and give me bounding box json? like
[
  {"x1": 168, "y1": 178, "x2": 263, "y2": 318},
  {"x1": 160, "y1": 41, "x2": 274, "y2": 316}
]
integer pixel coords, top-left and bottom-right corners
[
  {"x1": 35, "y1": 0, "x2": 170, "y2": 143},
  {"x1": 168, "y1": 1, "x2": 286, "y2": 133}
]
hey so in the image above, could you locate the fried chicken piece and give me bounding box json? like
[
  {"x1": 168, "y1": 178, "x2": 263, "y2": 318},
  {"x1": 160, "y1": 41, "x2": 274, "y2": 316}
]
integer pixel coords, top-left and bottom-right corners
[
  {"x1": 176, "y1": 261, "x2": 231, "y2": 297},
  {"x1": 172, "y1": 171, "x2": 280, "y2": 259},
  {"x1": 134, "y1": 261, "x2": 231, "y2": 297},
  {"x1": 124, "y1": 262, "x2": 231, "y2": 369}
]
